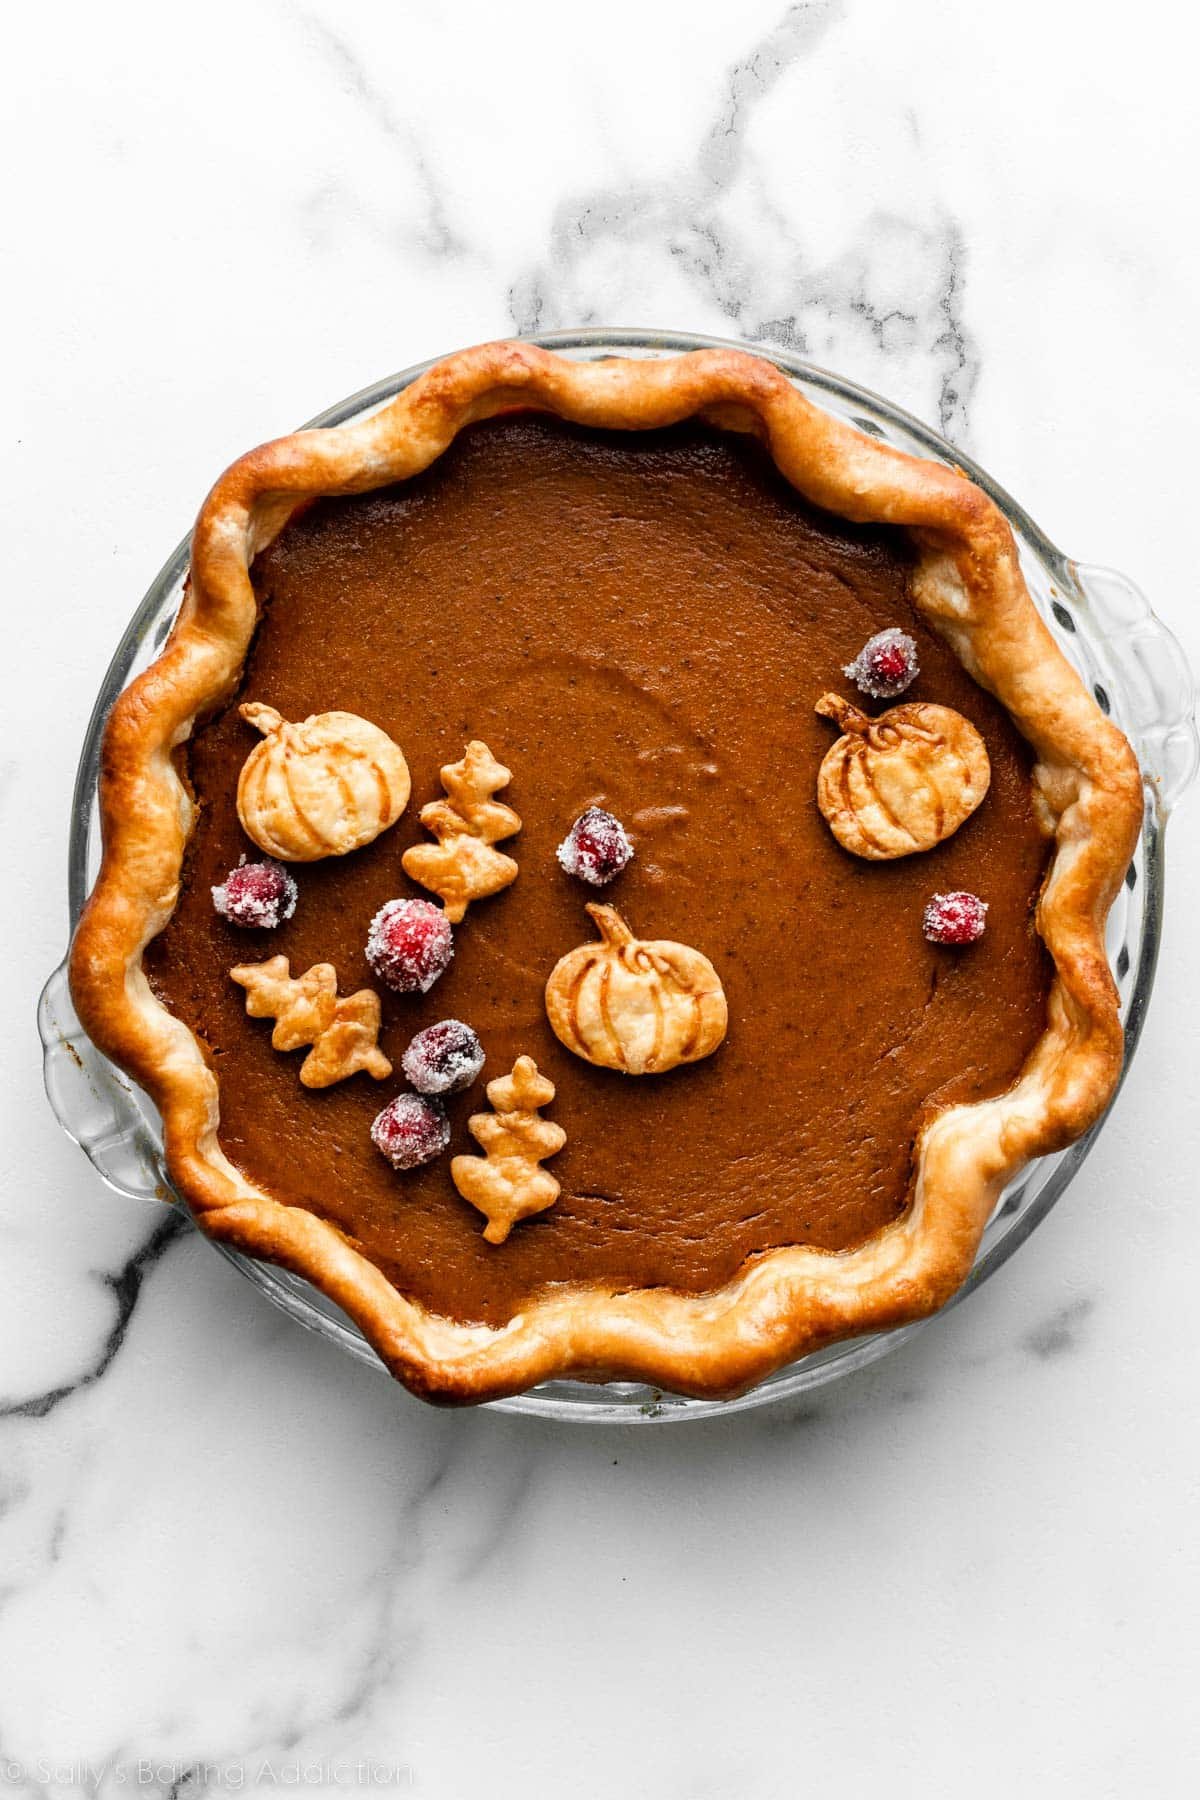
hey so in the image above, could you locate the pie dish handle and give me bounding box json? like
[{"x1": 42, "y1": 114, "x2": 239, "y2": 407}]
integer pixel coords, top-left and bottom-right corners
[
  {"x1": 38, "y1": 961, "x2": 169, "y2": 1205},
  {"x1": 1070, "y1": 562, "x2": 1199, "y2": 814}
]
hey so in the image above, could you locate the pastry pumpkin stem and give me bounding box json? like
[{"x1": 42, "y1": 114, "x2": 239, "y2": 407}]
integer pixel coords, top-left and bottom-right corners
[
  {"x1": 239, "y1": 701, "x2": 285, "y2": 738},
  {"x1": 815, "y1": 692, "x2": 869, "y2": 734},
  {"x1": 585, "y1": 902, "x2": 635, "y2": 947}
]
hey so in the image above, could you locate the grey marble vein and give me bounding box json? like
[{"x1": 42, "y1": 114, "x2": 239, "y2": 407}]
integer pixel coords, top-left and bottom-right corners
[
  {"x1": 932, "y1": 220, "x2": 976, "y2": 440},
  {"x1": 697, "y1": 0, "x2": 847, "y2": 190},
  {"x1": 290, "y1": 6, "x2": 467, "y2": 258},
  {"x1": 508, "y1": 0, "x2": 980, "y2": 443},
  {"x1": 103, "y1": 1425, "x2": 538, "y2": 1798},
  {"x1": 328, "y1": 1428, "x2": 535, "y2": 1730},
  {"x1": 0, "y1": 1213, "x2": 184, "y2": 1421},
  {"x1": 1022, "y1": 1294, "x2": 1097, "y2": 1360}
]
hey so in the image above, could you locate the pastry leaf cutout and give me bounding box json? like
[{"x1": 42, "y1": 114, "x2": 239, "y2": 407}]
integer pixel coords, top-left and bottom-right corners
[
  {"x1": 230, "y1": 955, "x2": 392, "y2": 1088},
  {"x1": 401, "y1": 740, "x2": 519, "y2": 923},
  {"x1": 451, "y1": 1056, "x2": 566, "y2": 1245}
]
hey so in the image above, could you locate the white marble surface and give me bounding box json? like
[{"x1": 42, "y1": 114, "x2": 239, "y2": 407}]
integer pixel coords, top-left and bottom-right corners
[{"x1": 6, "y1": 2, "x2": 1200, "y2": 1793}]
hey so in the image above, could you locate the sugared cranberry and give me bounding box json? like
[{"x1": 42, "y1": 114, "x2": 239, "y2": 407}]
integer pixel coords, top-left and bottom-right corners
[
  {"x1": 843, "y1": 627, "x2": 920, "y2": 699},
  {"x1": 401, "y1": 1019, "x2": 485, "y2": 1096},
  {"x1": 923, "y1": 891, "x2": 988, "y2": 945},
  {"x1": 211, "y1": 858, "x2": 297, "y2": 929},
  {"x1": 370, "y1": 1092, "x2": 450, "y2": 1171},
  {"x1": 366, "y1": 898, "x2": 454, "y2": 994},
  {"x1": 557, "y1": 807, "x2": 634, "y2": 887}
]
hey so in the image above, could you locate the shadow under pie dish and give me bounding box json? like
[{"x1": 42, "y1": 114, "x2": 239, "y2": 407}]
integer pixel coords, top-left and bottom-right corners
[{"x1": 65, "y1": 338, "x2": 1145, "y2": 1407}]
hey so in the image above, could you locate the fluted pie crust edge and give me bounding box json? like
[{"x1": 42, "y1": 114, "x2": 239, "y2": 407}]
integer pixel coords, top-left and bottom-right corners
[{"x1": 68, "y1": 341, "x2": 1143, "y2": 1405}]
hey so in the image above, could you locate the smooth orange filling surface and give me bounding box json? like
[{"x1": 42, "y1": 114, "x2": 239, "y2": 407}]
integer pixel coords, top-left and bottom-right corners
[{"x1": 146, "y1": 418, "x2": 1053, "y2": 1327}]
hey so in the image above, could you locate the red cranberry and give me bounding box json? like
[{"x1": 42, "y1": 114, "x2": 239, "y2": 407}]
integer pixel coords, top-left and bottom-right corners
[
  {"x1": 557, "y1": 807, "x2": 634, "y2": 887},
  {"x1": 843, "y1": 628, "x2": 920, "y2": 699},
  {"x1": 370, "y1": 1092, "x2": 450, "y2": 1171},
  {"x1": 366, "y1": 898, "x2": 453, "y2": 994},
  {"x1": 923, "y1": 891, "x2": 988, "y2": 945},
  {"x1": 401, "y1": 1020, "x2": 485, "y2": 1096},
  {"x1": 211, "y1": 858, "x2": 297, "y2": 929}
]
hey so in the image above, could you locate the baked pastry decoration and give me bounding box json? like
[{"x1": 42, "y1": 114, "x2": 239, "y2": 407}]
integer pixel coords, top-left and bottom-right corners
[
  {"x1": 236, "y1": 703, "x2": 410, "y2": 861},
  {"x1": 230, "y1": 956, "x2": 392, "y2": 1088},
  {"x1": 450, "y1": 1056, "x2": 566, "y2": 1245},
  {"x1": 402, "y1": 740, "x2": 520, "y2": 922},
  {"x1": 545, "y1": 903, "x2": 728, "y2": 1076},
  {"x1": 814, "y1": 692, "x2": 991, "y2": 859}
]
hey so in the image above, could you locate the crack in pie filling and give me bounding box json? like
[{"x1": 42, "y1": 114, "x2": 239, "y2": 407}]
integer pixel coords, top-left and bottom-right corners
[{"x1": 70, "y1": 343, "x2": 1142, "y2": 1403}]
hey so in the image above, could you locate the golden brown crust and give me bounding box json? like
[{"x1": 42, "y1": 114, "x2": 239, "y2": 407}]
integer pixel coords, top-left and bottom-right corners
[{"x1": 68, "y1": 340, "x2": 1143, "y2": 1404}]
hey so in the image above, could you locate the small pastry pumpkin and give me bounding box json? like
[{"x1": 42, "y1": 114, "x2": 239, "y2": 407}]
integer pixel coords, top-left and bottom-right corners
[
  {"x1": 236, "y1": 703, "x2": 410, "y2": 861},
  {"x1": 814, "y1": 692, "x2": 990, "y2": 860},
  {"x1": 545, "y1": 904, "x2": 727, "y2": 1076}
]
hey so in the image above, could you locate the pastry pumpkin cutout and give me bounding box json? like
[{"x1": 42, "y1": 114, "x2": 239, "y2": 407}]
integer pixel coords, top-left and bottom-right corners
[
  {"x1": 545, "y1": 904, "x2": 728, "y2": 1076},
  {"x1": 236, "y1": 704, "x2": 410, "y2": 862},
  {"x1": 814, "y1": 692, "x2": 991, "y2": 860}
]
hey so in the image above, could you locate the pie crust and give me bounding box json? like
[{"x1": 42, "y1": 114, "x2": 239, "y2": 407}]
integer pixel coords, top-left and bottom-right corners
[{"x1": 68, "y1": 341, "x2": 1143, "y2": 1404}]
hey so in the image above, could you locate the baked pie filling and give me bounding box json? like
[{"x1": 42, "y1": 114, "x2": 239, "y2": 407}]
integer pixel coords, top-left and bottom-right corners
[{"x1": 144, "y1": 417, "x2": 1054, "y2": 1330}]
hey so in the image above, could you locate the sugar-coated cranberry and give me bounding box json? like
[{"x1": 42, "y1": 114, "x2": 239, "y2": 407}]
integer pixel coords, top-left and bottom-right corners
[
  {"x1": 843, "y1": 627, "x2": 920, "y2": 699},
  {"x1": 366, "y1": 898, "x2": 454, "y2": 994},
  {"x1": 401, "y1": 1019, "x2": 485, "y2": 1096},
  {"x1": 923, "y1": 891, "x2": 988, "y2": 945},
  {"x1": 211, "y1": 858, "x2": 298, "y2": 929},
  {"x1": 370, "y1": 1092, "x2": 450, "y2": 1171},
  {"x1": 557, "y1": 807, "x2": 634, "y2": 887}
]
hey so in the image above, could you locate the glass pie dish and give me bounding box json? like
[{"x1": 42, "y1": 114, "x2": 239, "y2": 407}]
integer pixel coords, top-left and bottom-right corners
[{"x1": 38, "y1": 328, "x2": 1199, "y2": 1422}]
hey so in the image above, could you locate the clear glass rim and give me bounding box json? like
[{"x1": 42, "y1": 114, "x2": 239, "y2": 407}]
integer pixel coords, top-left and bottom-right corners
[{"x1": 57, "y1": 326, "x2": 1172, "y2": 1424}]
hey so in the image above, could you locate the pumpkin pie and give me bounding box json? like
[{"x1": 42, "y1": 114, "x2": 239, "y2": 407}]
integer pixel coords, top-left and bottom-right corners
[{"x1": 68, "y1": 342, "x2": 1142, "y2": 1404}]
